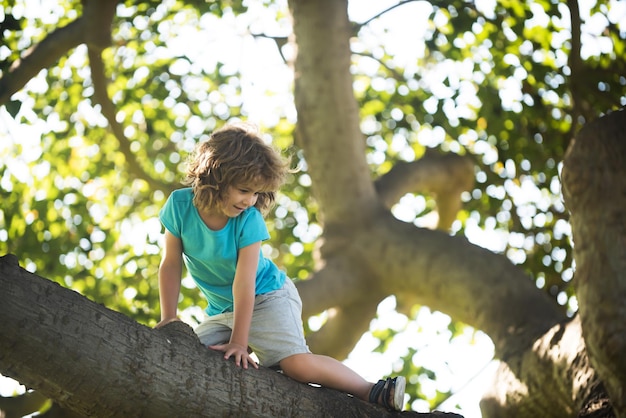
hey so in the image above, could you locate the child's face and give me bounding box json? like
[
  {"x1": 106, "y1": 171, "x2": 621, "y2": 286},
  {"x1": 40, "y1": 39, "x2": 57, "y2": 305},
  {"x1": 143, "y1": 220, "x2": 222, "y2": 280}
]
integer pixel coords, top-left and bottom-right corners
[{"x1": 221, "y1": 184, "x2": 260, "y2": 217}]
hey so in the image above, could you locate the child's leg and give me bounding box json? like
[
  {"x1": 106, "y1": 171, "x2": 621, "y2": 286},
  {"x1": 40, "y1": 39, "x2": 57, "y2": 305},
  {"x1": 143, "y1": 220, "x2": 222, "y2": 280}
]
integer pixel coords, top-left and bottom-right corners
[
  {"x1": 279, "y1": 353, "x2": 373, "y2": 401},
  {"x1": 195, "y1": 312, "x2": 234, "y2": 347}
]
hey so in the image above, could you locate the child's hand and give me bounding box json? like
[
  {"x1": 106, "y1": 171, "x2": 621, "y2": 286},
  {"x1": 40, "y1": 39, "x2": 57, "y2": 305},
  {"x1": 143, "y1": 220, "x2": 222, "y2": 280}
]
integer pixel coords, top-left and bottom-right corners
[
  {"x1": 154, "y1": 317, "x2": 181, "y2": 329},
  {"x1": 209, "y1": 343, "x2": 259, "y2": 370}
]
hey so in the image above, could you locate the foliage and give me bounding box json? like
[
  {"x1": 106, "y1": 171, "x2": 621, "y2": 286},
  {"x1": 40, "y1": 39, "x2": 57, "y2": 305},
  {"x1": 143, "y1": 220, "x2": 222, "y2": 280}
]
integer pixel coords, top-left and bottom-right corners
[{"x1": 1, "y1": 0, "x2": 624, "y2": 413}]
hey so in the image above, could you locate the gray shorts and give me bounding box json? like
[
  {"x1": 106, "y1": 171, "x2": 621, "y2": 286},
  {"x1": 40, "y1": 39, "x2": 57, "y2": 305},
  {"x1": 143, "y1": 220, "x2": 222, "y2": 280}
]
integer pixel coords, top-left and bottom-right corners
[{"x1": 194, "y1": 279, "x2": 311, "y2": 367}]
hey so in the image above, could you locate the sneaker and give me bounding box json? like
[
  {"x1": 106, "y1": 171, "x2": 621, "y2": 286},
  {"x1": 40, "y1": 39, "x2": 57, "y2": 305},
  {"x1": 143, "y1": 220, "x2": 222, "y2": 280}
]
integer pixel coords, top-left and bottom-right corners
[{"x1": 368, "y1": 376, "x2": 406, "y2": 411}]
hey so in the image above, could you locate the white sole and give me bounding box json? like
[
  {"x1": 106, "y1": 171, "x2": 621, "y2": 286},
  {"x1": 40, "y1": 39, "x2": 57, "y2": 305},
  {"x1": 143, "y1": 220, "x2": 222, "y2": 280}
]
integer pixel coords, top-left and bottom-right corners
[{"x1": 393, "y1": 376, "x2": 406, "y2": 410}]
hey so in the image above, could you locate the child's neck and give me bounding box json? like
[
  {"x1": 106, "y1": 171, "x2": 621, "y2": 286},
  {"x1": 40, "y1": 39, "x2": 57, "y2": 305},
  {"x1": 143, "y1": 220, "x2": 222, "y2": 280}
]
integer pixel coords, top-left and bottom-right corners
[{"x1": 198, "y1": 208, "x2": 228, "y2": 231}]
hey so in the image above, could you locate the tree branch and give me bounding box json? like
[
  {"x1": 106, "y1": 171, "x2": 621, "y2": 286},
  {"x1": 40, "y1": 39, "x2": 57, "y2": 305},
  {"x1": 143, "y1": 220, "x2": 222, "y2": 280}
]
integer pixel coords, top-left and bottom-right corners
[
  {"x1": 250, "y1": 33, "x2": 290, "y2": 64},
  {"x1": 0, "y1": 254, "x2": 460, "y2": 418},
  {"x1": 567, "y1": 0, "x2": 584, "y2": 132},
  {"x1": 296, "y1": 257, "x2": 383, "y2": 357},
  {"x1": 352, "y1": 51, "x2": 406, "y2": 81},
  {"x1": 82, "y1": 0, "x2": 170, "y2": 192},
  {"x1": 82, "y1": 0, "x2": 118, "y2": 51},
  {"x1": 374, "y1": 153, "x2": 474, "y2": 230},
  {"x1": 0, "y1": 19, "x2": 86, "y2": 105},
  {"x1": 87, "y1": 48, "x2": 170, "y2": 191},
  {"x1": 353, "y1": 0, "x2": 422, "y2": 32}
]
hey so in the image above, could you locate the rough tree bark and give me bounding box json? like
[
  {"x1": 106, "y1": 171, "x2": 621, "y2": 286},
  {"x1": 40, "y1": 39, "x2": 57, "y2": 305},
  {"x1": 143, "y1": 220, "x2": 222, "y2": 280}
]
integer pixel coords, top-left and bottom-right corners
[
  {"x1": 561, "y1": 108, "x2": 626, "y2": 417},
  {"x1": 0, "y1": 254, "x2": 462, "y2": 418}
]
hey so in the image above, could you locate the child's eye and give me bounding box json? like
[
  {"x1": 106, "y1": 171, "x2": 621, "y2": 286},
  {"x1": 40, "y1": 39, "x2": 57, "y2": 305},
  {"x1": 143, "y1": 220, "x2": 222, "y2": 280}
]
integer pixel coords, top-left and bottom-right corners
[{"x1": 240, "y1": 188, "x2": 260, "y2": 195}]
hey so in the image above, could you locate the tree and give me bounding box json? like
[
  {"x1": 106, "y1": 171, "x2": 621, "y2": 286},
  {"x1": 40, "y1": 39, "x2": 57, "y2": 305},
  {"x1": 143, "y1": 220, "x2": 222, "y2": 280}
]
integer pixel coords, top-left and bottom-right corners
[{"x1": 0, "y1": 0, "x2": 624, "y2": 416}]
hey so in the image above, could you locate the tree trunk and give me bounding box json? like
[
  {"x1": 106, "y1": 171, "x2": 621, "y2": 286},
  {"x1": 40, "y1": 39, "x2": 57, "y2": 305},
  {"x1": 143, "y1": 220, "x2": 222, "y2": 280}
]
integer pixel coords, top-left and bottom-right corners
[
  {"x1": 0, "y1": 254, "x2": 461, "y2": 418},
  {"x1": 561, "y1": 108, "x2": 626, "y2": 417}
]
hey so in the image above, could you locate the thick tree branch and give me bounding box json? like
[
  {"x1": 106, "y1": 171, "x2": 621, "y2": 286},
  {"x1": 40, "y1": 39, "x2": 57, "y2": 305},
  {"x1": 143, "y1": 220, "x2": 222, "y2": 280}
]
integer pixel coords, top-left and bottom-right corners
[
  {"x1": 353, "y1": 213, "x2": 564, "y2": 360},
  {"x1": 375, "y1": 153, "x2": 474, "y2": 230},
  {"x1": 301, "y1": 205, "x2": 563, "y2": 362},
  {"x1": 0, "y1": 254, "x2": 460, "y2": 418}
]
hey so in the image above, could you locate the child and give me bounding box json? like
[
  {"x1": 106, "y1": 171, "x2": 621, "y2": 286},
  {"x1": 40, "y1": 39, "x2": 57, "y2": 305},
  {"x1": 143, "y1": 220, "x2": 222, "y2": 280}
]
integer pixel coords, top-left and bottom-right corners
[{"x1": 155, "y1": 123, "x2": 405, "y2": 411}]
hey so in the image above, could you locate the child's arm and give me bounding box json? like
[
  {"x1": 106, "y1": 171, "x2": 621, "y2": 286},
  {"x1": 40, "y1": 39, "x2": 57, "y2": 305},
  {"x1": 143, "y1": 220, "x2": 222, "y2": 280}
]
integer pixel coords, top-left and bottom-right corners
[
  {"x1": 155, "y1": 230, "x2": 183, "y2": 328},
  {"x1": 210, "y1": 241, "x2": 261, "y2": 369}
]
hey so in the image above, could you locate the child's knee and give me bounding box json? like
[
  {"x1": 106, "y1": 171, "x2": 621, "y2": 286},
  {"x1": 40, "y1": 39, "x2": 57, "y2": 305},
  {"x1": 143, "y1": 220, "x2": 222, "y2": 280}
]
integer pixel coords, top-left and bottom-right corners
[{"x1": 279, "y1": 353, "x2": 312, "y2": 381}]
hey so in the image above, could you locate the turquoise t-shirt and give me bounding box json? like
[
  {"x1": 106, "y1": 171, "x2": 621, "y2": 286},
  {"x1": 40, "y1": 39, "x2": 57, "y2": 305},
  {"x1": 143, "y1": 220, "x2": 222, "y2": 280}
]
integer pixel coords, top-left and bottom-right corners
[{"x1": 159, "y1": 188, "x2": 286, "y2": 315}]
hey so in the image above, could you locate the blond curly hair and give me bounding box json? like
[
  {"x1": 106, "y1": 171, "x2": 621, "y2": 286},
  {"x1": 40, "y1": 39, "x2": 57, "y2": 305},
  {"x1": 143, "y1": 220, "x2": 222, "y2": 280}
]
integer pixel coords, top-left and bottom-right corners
[{"x1": 182, "y1": 123, "x2": 288, "y2": 215}]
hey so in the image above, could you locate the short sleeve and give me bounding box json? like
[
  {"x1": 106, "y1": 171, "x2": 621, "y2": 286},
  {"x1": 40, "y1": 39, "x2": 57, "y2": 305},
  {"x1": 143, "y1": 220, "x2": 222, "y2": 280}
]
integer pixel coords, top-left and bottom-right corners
[
  {"x1": 237, "y1": 208, "x2": 270, "y2": 248},
  {"x1": 159, "y1": 192, "x2": 182, "y2": 238}
]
